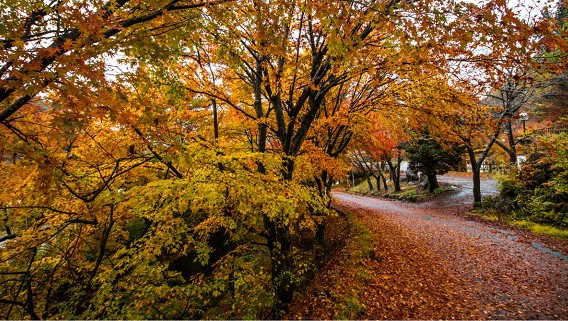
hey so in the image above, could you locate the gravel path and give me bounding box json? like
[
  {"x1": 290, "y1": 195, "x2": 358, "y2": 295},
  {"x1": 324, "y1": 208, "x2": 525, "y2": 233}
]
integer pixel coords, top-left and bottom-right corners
[{"x1": 288, "y1": 175, "x2": 567, "y2": 319}]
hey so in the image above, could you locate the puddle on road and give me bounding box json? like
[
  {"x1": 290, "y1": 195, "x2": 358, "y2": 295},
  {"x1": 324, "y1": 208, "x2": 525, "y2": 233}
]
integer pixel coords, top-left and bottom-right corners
[{"x1": 532, "y1": 242, "x2": 568, "y2": 262}]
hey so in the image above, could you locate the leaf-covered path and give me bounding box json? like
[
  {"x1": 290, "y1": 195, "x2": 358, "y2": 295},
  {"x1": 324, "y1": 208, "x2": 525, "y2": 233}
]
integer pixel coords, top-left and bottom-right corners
[{"x1": 288, "y1": 182, "x2": 568, "y2": 319}]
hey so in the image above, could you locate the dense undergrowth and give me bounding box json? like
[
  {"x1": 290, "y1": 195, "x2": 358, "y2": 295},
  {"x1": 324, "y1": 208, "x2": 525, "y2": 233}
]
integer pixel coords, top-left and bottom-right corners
[
  {"x1": 478, "y1": 133, "x2": 568, "y2": 238},
  {"x1": 286, "y1": 209, "x2": 377, "y2": 319}
]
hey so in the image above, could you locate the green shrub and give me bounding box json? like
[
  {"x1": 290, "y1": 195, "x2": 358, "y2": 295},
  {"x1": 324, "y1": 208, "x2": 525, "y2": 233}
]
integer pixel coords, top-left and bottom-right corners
[
  {"x1": 496, "y1": 133, "x2": 568, "y2": 229},
  {"x1": 498, "y1": 179, "x2": 522, "y2": 200}
]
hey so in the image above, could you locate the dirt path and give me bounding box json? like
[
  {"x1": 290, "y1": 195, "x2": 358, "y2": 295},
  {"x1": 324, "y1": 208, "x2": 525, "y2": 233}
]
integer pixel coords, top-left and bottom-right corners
[{"x1": 288, "y1": 177, "x2": 568, "y2": 319}]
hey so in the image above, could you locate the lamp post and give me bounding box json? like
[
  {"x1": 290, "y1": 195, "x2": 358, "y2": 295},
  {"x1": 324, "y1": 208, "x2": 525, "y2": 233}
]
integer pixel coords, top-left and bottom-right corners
[{"x1": 520, "y1": 112, "x2": 529, "y2": 134}]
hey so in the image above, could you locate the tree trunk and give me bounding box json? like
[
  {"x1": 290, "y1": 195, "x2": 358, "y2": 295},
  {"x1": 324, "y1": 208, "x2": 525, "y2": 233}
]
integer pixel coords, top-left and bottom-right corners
[
  {"x1": 467, "y1": 147, "x2": 482, "y2": 205},
  {"x1": 366, "y1": 174, "x2": 374, "y2": 191},
  {"x1": 395, "y1": 156, "x2": 402, "y2": 191},
  {"x1": 472, "y1": 166, "x2": 482, "y2": 206},
  {"x1": 427, "y1": 174, "x2": 438, "y2": 192},
  {"x1": 325, "y1": 176, "x2": 334, "y2": 197},
  {"x1": 212, "y1": 99, "x2": 219, "y2": 140},
  {"x1": 315, "y1": 171, "x2": 327, "y2": 197},
  {"x1": 386, "y1": 156, "x2": 402, "y2": 192},
  {"x1": 506, "y1": 120, "x2": 518, "y2": 165},
  {"x1": 315, "y1": 170, "x2": 334, "y2": 206},
  {"x1": 265, "y1": 220, "x2": 293, "y2": 319},
  {"x1": 376, "y1": 162, "x2": 388, "y2": 191},
  {"x1": 282, "y1": 156, "x2": 294, "y2": 180},
  {"x1": 459, "y1": 128, "x2": 501, "y2": 206},
  {"x1": 497, "y1": 119, "x2": 518, "y2": 166},
  {"x1": 381, "y1": 169, "x2": 388, "y2": 191},
  {"x1": 374, "y1": 174, "x2": 381, "y2": 192}
]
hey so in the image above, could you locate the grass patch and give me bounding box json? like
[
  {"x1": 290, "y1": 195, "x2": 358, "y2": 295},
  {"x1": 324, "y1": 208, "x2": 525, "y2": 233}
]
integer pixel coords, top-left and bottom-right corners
[
  {"x1": 337, "y1": 295, "x2": 364, "y2": 320},
  {"x1": 347, "y1": 180, "x2": 456, "y2": 202},
  {"x1": 349, "y1": 180, "x2": 376, "y2": 194},
  {"x1": 470, "y1": 208, "x2": 568, "y2": 239},
  {"x1": 332, "y1": 211, "x2": 375, "y2": 319},
  {"x1": 511, "y1": 220, "x2": 568, "y2": 239},
  {"x1": 469, "y1": 208, "x2": 501, "y2": 221},
  {"x1": 390, "y1": 187, "x2": 420, "y2": 202},
  {"x1": 348, "y1": 211, "x2": 375, "y2": 262}
]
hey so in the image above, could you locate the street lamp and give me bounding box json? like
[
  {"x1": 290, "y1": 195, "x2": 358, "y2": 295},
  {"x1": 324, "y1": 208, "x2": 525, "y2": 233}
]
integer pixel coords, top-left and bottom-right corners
[{"x1": 520, "y1": 112, "x2": 529, "y2": 134}]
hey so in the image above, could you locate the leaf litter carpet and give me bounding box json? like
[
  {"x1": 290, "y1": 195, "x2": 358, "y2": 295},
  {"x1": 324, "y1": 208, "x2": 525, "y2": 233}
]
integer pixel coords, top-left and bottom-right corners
[{"x1": 287, "y1": 191, "x2": 567, "y2": 319}]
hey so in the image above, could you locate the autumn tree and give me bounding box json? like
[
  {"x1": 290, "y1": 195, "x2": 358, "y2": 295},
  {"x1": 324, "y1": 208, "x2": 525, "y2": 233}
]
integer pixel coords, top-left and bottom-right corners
[
  {"x1": 0, "y1": 101, "x2": 166, "y2": 319},
  {"x1": 368, "y1": 115, "x2": 406, "y2": 192},
  {"x1": 450, "y1": 95, "x2": 500, "y2": 205},
  {"x1": 484, "y1": 0, "x2": 568, "y2": 166},
  {"x1": 306, "y1": 72, "x2": 397, "y2": 198},
  {"x1": 404, "y1": 132, "x2": 463, "y2": 192},
  {"x1": 484, "y1": 66, "x2": 543, "y2": 166},
  {"x1": 349, "y1": 108, "x2": 407, "y2": 192},
  {"x1": 0, "y1": 60, "x2": 331, "y2": 319},
  {"x1": 445, "y1": 0, "x2": 568, "y2": 170},
  {"x1": 350, "y1": 149, "x2": 384, "y2": 192},
  {"x1": 0, "y1": 0, "x2": 235, "y2": 124},
  {"x1": 185, "y1": 0, "x2": 422, "y2": 310}
]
